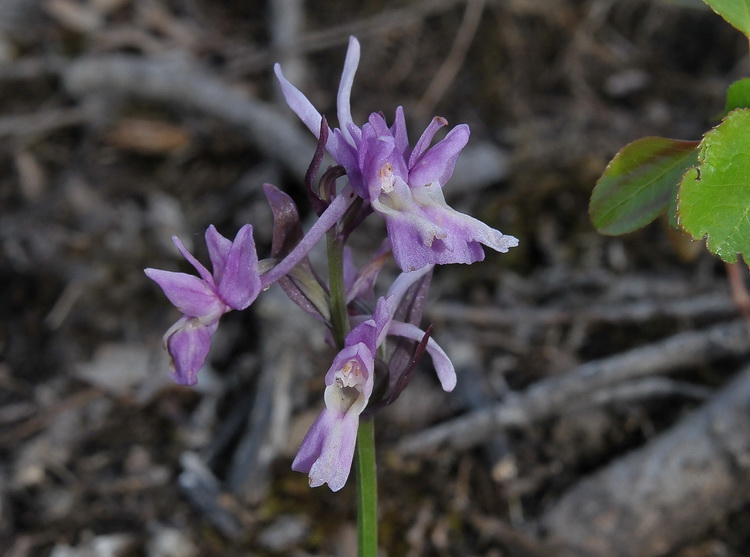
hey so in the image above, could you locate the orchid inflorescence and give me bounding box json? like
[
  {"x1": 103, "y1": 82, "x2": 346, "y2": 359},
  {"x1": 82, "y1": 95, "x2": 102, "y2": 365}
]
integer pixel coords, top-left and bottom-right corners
[{"x1": 145, "y1": 37, "x2": 518, "y2": 492}]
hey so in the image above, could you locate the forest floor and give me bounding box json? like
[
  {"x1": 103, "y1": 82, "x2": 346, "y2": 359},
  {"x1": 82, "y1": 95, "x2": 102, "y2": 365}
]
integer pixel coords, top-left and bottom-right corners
[{"x1": 3, "y1": 0, "x2": 750, "y2": 556}]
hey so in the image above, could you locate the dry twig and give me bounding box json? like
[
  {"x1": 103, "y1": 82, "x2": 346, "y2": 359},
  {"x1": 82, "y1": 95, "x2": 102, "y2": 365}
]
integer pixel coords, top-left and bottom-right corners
[
  {"x1": 64, "y1": 54, "x2": 317, "y2": 179},
  {"x1": 226, "y1": 0, "x2": 476, "y2": 76},
  {"x1": 541, "y1": 362, "x2": 750, "y2": 557},
  {"x1": 396, "y1": 319, "x2": 750, "y2": 455},
  {"x1": 427, "y1": 291, "x2": 736, "y2": 329},
  {"x1": 415, "y1": 0, "x2": 486, "y2": 121}
]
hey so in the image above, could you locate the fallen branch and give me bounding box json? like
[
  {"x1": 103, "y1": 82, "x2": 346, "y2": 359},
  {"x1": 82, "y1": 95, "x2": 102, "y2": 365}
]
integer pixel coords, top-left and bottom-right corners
[
  {"x1": 396, "y1": 319, "x2": 750, "y2": 455},
  {"x1": 0, "y1": 107, "x2": 88, "y2": 140},
  {"x1": 63, "y1": 54, "x2": 317, "y2": 180},
  {"x1": 540, "y1": 362, "x2": 750, "y2": 557},
  {"x1": 225, "y1": 0, "x2": 473, "y2": 75},
  {"x1": 427, "y1": 291, "x2": 736, "y2": 328}
]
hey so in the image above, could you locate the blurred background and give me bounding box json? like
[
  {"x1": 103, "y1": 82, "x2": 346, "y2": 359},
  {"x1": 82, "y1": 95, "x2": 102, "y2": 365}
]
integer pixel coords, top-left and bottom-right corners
[{"x1": 2, "y1": 0, "x2": 750, "y2": 555}]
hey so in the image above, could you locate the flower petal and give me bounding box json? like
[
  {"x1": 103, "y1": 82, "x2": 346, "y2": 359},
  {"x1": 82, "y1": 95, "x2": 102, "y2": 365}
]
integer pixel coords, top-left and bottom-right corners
[
  {"x1": 144, "y1": 268, "x2": 225, "y2": 318},
  {"x1": 172, "y1": 236, "x2": 213, "y2": 285},
  {"x1": 164, "y1": 317, "x2": 219, "y2": 385},
  {"x1": 275, "y1": 64, "x2": 346, "y2": 161},
  {"x1": 408, "y1": 124, "x2": 470, "y2": 188},
  {"x1": 373, "y1": 179, "x2": 518, "y2": 271},
  {"x1": 324, "y1": 342, "x2": 375, "y2": 401},
  {"x1": 387, "y1": 321, "x2": 457, "y2": 391},
  {"x1": 390, "y1": 107, "x2": 410, "y2": 159},
  {"x1": 215, "y1": 225, "x2": 262, "y2": 311},
  {"x1": 360, "y1": 295, "x2": 396, "y2": 348},
  {"x1": 205, "y1": 225, "x2": 232, "y2": 282},
  {"x1": 293, "y1": 406, "x2": 359, "y2": 492},
  {"x1": 408, "y1": 116, "x2": 447, "y2": 169},
  {"x1": 415, "y1": 185, "x2": 519, "y2": 257},
  {"x1": 337, "y1": 36, "x2": 361, "y2": 145}
]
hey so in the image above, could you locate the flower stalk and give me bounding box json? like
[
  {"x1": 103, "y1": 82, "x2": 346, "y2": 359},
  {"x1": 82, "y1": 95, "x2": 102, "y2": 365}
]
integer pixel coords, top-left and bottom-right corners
[
  {"x1": 356, "y1": 417, "x2": 378, "y2": 557},
  {"x1": 326, "y1": 220, "x2": 378, "y2": 556}
]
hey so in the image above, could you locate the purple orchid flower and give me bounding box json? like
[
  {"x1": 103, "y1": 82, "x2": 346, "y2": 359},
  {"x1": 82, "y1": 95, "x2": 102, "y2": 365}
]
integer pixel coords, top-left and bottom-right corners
[
  {"x1": 275, "y1": 37, "x2": 519, "y2": 271},
  {"x1": 144, "y1": 225, "x2": 261, "y2": 385},
  {"x1": 292, "y1": 266, "x2": 455, "y2": 491}
]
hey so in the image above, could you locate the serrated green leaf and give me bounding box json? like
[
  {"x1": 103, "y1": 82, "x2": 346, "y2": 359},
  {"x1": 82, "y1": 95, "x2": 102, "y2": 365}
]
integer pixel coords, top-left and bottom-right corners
[
  {"x1": 590, "y1": 137, "x2": 699, "y2": 235},
  {"x1": 678, "y1": 109, "x2": 750, "y2": 263},
  {"x1": 702, "y1": 0, "x2": 750, "y2": 37},
  {"x1": 724, "y1": 79, "x2": 750, "y2": 114}
]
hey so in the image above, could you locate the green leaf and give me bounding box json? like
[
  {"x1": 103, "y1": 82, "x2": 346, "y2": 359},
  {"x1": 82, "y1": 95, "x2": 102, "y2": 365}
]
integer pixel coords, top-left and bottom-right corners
[
  {"x1": 678, "y1": 108, "x2": 750, "y2": 263},
  {"x1": 590, "y1": 137, "x2": 699, "y2": 235},
  {"x1": 702, "y1": 0, "x2": 750, "y2": 37},
  {"x1": 724, "y1": 79, "x2": 750, "y2": 114}
]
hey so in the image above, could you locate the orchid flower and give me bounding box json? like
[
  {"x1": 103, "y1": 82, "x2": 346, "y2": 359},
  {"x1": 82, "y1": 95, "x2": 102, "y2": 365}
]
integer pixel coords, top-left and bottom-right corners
[
  {"x1": 292, "y1": 265, "x2": 455, "y2": 491},
  {"x1": 275, "y1": 37, "x2": 518, "y2": 271},
  {"x1": 144, "y1": 225, "x2": 261, "y2": 385}
]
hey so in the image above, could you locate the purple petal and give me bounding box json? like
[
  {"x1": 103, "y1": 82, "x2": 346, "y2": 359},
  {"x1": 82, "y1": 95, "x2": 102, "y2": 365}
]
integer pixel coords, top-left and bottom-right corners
[
  {"x1": 292, "y1": 408, "x2": 335, "y2": 474},
  {"x1": 324, "y1": 342, "x2": 375, "y2": 400},
  {"x1": 387, "y1": 321, "x2": 457, "y2": 391},
  {"x1": 205, "y1": 225, "x2": 232, "y2": 282},
  {"x1": 371, "y1": 295, "x2": 396, "y2": 347},
  {"x1": 370, "y1": 179, "x2": 447, "y2": 271},
  {"x1": 385, "y1": 265, "x2": 434, "y2": 311},
  {"x1": 275, "y1": 64, "x2": 343, "y2": 158},
  {"x1": 164, "y1": 317, "x2": 218, "y2": 385},
  {"x1": 408, "y1": 124, "x2": 470, "y2": 188},
  {"x1": 172, "y1": 236, "x2": 213, "y2": 285},
  {"x1": 215, "y1": 225, "x2": 262, "y2": 311},
  {"x1": 416, "y1": 186, "x2": 519, "y2": 256},
  {"x1": 383, "y1": 214, "x2": 449, "y2": 271},
  {"x1": 366, "y1": 113, "x2": 409, "y2": 179},
  {"x1": 337, "y1": 36, "x2": 361, "y2": 145},
  {"x1": 367, "y1": 112, "x2": 391, "y2": 136},
  {"x1": 359, "y1": 127, "x2": 397, "y2": 201},
  {"x1": 390, "y1": 107, "x2": 410, "y2": 158},
  {"x1": 408, "y1": 116, "x2": 447, "y2": 168},
  {"x1": 332, "y1": 128, "x2": 365, "y2": 196},
  {"x1": 345, "y1": 297, "x2": 392, "y2": 354},
  {"x1": 292, "y1": 407, "x2": 359, "y2": 492},
  {"x1": 274, "y1": 64, "x2": 325, "y2": 139},
  {"x1": 373, "y1": 178, "x2": 518, "y2": 270},
  {"x1": 145, "y1": 268, "x2": 225, "y2": 318}
]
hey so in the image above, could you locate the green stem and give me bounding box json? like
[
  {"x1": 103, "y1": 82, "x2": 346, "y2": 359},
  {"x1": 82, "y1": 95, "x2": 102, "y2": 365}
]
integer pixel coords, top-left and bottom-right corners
[
  {"x1": 326, "y1": 227, "x2": 378, "y2": 557},
  {"x1": 356, "y1": 418, "x2": 378, "y2": 557},
  {"x1": 326, "y1": 230, "x2": 349, "y2": 349}
]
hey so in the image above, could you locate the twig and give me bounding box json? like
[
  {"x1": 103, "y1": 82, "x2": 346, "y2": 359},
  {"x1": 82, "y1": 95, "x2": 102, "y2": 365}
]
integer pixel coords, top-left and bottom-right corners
[
  {"x1": 0, "y1": 387, "x2": 100, "y2": 447},
  {"x1": 63, "y1": 54, "x2": 317, "y2": 180},
  {"x1": 581, "y1": 376, "x2": 712, "y2": 407},
  {"x1": 427, "y1": 291, "x2": 736, "y2": 328},
  {"x1": 226, "y1": 0, "x2": 475, "y2": 76},
  {"x1": 541, "y1": 362, "x2": 750, "y2": 557},
  {"x1": 415, "y1": 0, "x2": 486, "y2": 121},
  {"x1": 178, "y1": 452, "x2": 244, "y2": 540},
  {"x1": 0, "y1": 107, "x2": 89, "y2": 140},
  {"x1": 446, "y1": 336, "x2": 515, "y2": 477},
  {"x1": 396, "y1": 319, "x2": 750, "y2": 455}
]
